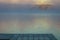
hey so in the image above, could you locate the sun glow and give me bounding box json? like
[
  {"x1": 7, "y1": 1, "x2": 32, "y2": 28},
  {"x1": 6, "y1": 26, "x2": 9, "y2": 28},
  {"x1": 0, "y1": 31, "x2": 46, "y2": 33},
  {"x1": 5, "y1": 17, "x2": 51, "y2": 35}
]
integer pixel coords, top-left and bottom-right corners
[
  {"x1": 34, "y1": 0, "x2": 52, "y2": 5},
  {"x1": 0, "y1": 0, "x2": 53, "y2": 5}
]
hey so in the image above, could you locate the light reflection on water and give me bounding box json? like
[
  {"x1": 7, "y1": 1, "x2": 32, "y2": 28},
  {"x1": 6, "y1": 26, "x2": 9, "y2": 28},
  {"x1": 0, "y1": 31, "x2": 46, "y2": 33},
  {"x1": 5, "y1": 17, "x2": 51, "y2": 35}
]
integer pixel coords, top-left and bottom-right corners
[{"x1": 0, "y1": 13, "x2": 60, "y2": 40}]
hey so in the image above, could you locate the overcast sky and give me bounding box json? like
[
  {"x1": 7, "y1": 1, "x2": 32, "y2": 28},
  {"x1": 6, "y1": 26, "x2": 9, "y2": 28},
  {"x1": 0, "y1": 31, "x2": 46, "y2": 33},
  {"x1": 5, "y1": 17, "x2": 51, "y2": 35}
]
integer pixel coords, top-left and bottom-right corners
[{"x1": 0, "y1": 0, "x2": 60, "y2": 5}]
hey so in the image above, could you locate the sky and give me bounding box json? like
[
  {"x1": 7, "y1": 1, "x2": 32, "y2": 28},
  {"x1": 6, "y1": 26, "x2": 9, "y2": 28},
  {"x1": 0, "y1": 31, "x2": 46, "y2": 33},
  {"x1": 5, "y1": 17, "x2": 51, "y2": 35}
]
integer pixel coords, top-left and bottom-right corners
[
  {"x1": 0, "y1": 0, "x2": 60, "y2": 13},
  {"x1": 0, "y1": 0, "x2": 60, "y2": 4},
  {"x1": 0, "y1": 0, "x2": 60, "y2": 7}
]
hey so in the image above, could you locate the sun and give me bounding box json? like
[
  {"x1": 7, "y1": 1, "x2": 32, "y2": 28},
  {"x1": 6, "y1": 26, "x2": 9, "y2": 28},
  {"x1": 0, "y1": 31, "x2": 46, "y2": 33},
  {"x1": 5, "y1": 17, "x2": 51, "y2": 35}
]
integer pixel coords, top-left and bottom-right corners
[{"x1": 33, "y1": 0, "x2": 52, "y2": 5}]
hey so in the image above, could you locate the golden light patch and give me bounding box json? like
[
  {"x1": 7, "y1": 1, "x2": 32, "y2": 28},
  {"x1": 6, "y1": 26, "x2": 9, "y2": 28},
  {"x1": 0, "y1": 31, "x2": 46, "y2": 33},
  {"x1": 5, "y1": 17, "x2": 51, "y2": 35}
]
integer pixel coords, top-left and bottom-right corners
[
  {"x1": 33, "y1": 18, "x2": 50, "y2": 30},
  {"x1": 33, "y1": 0, "x2": 52, "y2": 5}
]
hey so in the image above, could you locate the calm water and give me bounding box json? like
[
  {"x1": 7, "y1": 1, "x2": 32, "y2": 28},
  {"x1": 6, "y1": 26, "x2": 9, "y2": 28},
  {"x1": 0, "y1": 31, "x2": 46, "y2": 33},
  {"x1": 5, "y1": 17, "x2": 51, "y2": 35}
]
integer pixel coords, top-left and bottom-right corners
[{"x1": 0, "y1": 6, "x2": 60, "y2": 40}]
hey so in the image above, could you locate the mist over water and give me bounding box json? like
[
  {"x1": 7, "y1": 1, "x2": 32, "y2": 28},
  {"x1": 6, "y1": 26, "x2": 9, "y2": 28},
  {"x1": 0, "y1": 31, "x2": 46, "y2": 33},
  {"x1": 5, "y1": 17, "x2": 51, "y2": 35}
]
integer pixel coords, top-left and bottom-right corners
[
  {"x1": 0, "y1": 13, "x2": 60, "y2": 40},
  {"x1": 0, "y1": 1, "x2": 60, "y2": 39}
]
